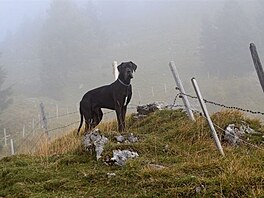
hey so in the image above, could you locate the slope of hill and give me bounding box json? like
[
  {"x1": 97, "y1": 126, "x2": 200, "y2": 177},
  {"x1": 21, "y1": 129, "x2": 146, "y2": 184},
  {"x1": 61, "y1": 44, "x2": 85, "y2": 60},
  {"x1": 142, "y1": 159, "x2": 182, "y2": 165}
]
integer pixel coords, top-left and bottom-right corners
[{"x1": 1, "y1": 109, "x2": 264, "y2": 197}]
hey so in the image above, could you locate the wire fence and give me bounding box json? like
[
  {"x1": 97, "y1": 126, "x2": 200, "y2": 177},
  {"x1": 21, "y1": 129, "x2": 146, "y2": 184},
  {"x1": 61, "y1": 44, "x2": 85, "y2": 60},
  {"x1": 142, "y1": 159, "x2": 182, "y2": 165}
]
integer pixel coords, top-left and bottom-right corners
[
  {"x1": 173, "y1": 87, "x2": 264, "y2": 151},
  {"x1": 0, "y1": 82, "x2": 264, "y2": 158}
]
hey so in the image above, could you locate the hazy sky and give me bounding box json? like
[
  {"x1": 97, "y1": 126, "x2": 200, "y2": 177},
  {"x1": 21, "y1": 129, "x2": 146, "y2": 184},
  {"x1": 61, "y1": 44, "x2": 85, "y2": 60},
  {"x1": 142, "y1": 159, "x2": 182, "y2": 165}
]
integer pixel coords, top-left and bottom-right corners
[
  {"x1": 0, "y1": 0, "x2": 50, "y2": 42},
  {"x1": 0, "y1": 0, "x2": 222, "y2": 42}
]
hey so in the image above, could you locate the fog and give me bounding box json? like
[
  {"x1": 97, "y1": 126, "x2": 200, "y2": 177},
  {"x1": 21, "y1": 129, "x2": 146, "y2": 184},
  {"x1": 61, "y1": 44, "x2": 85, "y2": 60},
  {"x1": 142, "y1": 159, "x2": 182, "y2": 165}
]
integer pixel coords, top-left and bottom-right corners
[{"x1": 0, "y1": 0, "x2": 264, "y2": 138}]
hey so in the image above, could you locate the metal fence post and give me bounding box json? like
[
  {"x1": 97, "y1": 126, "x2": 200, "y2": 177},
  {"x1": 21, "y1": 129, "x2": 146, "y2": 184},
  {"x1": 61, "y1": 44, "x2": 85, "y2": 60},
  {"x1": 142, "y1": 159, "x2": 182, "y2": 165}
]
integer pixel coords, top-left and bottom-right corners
[
  {"x1": 191, "y1": 78, "x2": 225, "y2": 156},
  {"x1": 249, "y1": 43, "x2": 264, "y2": 92},
  {"x1": 169, "y1": 61, "x2": 195, "y2": 121}
]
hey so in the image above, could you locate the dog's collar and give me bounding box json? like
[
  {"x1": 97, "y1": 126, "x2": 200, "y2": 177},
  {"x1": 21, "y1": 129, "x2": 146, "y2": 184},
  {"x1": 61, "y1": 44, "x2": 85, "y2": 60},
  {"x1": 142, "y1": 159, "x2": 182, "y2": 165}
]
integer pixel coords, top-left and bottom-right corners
[{"x1": 118, "y1": 78, "x2": 130, "y2": 87}]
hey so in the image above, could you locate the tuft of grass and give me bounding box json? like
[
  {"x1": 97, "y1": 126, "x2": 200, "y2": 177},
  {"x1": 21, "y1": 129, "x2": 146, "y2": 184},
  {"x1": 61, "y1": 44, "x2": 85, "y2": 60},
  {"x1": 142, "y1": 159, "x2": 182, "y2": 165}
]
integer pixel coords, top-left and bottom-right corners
[{"x1": 1, "y1": 109, "x2": 264, "y2": 197}]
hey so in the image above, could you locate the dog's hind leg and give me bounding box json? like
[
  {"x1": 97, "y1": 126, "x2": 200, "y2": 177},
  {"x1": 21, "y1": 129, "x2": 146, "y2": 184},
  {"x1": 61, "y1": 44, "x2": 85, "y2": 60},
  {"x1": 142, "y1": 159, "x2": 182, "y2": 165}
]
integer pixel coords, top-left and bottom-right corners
[
  {"x1": 84, "y1": 120, "x2": 92, "y2": 133},
  {"x1": 77, "y1": 106, "x2": 84, "y2": 135},
  {"x1": 91, "y1": 108, "x2": 103, "y2": 128},
  {"x1": 79, "y1": 100, "x2": 94, "y2": 134}
]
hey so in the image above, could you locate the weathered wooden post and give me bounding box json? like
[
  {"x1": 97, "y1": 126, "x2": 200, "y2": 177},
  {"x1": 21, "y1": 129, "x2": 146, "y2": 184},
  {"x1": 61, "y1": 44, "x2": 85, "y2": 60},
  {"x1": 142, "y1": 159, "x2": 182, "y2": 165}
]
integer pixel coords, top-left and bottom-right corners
[
  {"x1": 67, "y1": 107, "x2": 69, "y2": 118},
  {"x1": 151, "y1": 87, "x2": 155, "y2": 97},
  {"x1": 10, "y1": 139, "x2": 15, "y2": 155},
  {"x1": 76, "y1": 102, "x2": 79, "y2": 112},
  {"x1": 4, "y1": 128, "x2": 7, "y2": 146},
  {"x1": 249, "y1": 43, "x2": 264, "y2": 92},
  {"x1": 40, "y1": 102, "x2": 49, "y2": 140},
  {"x1": 32, "y1": 118, "x2": 35, "y2": 135},
  {"x1": 191, "y1": 78, "x2": 225, "y2": 156},
  {"x1": 169, "y1": 61, "x2": 195, "y2": 121},
  {"x1": 38, "y1": 114, "x2": 41, "y2": 129},
  {"x1": 22, "y1": 125, "x2": 25, "y2": 138},
  {"x1": 112, "y1": 61, "x2": 119, "y2": 81},
  {"x1": 138, "y1": 90, "x2": 142, "y2": 104},
  {"x1": 56, "y1": 104, "x2": 59, "y2": 119}
]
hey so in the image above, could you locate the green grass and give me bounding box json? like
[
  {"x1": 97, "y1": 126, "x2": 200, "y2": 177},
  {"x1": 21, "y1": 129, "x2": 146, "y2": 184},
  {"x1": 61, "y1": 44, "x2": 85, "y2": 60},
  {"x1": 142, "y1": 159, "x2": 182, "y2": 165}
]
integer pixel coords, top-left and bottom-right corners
[{"x1": 1, "y1": 109, "x2": 264, "y2": 197}]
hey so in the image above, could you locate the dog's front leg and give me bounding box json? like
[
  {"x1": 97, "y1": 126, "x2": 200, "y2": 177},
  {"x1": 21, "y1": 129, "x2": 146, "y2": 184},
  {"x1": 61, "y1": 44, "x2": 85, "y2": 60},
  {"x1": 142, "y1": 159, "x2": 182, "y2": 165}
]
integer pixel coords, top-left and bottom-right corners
[
  {"x1": 121, "y1": 105, "x2": 127, "y2": 130},
  {"x1": 115, "y1": 102, "x2": 125, "y2": 132}
]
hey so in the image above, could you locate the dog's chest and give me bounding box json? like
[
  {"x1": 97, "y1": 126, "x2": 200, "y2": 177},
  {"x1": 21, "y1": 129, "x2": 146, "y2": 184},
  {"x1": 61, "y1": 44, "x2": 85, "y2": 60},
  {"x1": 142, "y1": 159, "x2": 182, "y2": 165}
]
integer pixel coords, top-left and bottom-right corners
[{"x1": 121, "y1": 88, "x2": 130, "y2": 105}]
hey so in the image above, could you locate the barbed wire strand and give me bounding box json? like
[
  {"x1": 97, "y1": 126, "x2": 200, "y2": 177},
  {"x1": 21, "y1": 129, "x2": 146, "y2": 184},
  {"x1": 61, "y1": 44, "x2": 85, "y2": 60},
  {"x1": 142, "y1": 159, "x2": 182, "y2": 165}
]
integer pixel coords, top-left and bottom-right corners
[
  {"x1": 6, "y1": 89, "x2": 264, "y2": 156},
  {"x1": 175, "y1": 87, "x2": 264, "y2": 116},
  {"x1": 15, "y1": 120, "x2": 41, "y2": 150},
  {"x1": 47, "y1": 111, "x2": 78, "y2": 120},
  {"x1": 46, "y1": 121, "x2": 80, "y2": 133},
  {"x1": 212, "y1": 122, "x2": 264, "y2": 151},
  {"x1": 29, "y1": 133, "x2": 46, "y2": 153},
  {"x1": 185, "y1": 97, "x2": 264, "y2": 151}
]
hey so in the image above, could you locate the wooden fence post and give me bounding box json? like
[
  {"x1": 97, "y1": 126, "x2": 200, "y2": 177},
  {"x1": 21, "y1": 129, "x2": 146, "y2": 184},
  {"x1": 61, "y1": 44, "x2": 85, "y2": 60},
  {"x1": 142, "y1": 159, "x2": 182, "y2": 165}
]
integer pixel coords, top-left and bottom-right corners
[
  {"x1": 40, "y1": 102, "x2": 49, "y2": 140},
  {"x1": 10, "y1": 139, "x2": 15, "y2": 155},
  {"x1": 4, "y1": 128, "x2": 7, "y2": 146},
  {"x1": 56, "y1": 104, "x2": 59, "y2": 119},
  {"x1": 249, "y1": 43, "x2": 264, "y2": 92},
  {"x1": 67, "y1": 107, "x2": 69, "y2": 118},
  {"x1": 38, "y1": 114, "x2": 41, "y2": 129},
  {"x1": 22, "y1": 125, "x2": 25, "y2": 138},
  {"x1": 112, "y1": 61, "x2": 119, "y2": 81},
  {"x1": 32, "y1": 118, "x2": 35, "y2": 135},
  {"x1": 191, "y1": 78, "x2": 225, "y2": 156},
  {"x1": 138, "y1": 90, "x2": 142, "y2": 104},
  {"x1": 169, "y1": 61, "x2": 195, "y2": 121}
]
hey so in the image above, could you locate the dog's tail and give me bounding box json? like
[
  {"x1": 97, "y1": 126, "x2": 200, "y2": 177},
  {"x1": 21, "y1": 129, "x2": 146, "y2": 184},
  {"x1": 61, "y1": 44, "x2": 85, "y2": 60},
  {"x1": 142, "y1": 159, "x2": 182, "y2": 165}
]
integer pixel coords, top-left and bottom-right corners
[{"x1": 77, "y1": 104, "x2": 83, "y2": 135}]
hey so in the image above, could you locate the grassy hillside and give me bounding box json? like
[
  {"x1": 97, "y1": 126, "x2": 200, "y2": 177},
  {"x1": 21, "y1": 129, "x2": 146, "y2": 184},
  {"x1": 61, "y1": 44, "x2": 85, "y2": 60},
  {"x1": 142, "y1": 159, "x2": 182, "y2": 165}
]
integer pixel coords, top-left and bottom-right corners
[{"x1": 1, "y1": 109, "x2": 264, "y2": 197}]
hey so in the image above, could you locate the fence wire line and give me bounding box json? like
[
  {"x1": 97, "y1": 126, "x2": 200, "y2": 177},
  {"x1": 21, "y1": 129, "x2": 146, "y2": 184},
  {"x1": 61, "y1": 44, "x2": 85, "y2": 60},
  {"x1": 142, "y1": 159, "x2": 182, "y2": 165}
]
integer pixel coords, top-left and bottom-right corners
[
  {"x1": 7, "y1": 88, "x2": 264, "y2": 155},
  {"x1": 47, "y1": 111, "x2": 79, "y2": 120},
  {"x1": 16, "y1": 112, "x2": 78, "y2": 150},
  {"x1": 15, "y1": 106, "x2": 139, "y2": 153},
  {"x1": 212, "y1": 122, "x2": 264, "y2": 151},
  {"x1": 15, "y1": 110, "x2": 78, "y2": 151},
  {"x1": 175, "y1": 93, "x2": 264, "y2": 150},
  {"x1": 28, "y1": 107, "x2": 139, "y2": 152},
  {"x1": 29, "y1": 133, "x2": 46, "y2": 153},
  {"x1": 46, "y1": 105, "x2": 138, "y2": 121},
  {"x1": 175, "y1": 87, "x2": 264, "y2": 116},
  {"x1": 15, "y1": 120, "x2": 41, "y2": 150},
  {"x1": 46, "y1": 106, "x2": 138, "y2": 132},
  {"x1": 47, "y1": 121, "x2": 80, "y2": 132}
]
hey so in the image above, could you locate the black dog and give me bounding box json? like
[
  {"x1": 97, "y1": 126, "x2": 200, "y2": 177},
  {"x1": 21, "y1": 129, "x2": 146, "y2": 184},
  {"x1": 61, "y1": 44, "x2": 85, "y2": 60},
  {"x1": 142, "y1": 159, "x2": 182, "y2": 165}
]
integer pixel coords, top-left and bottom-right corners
[{"x1": 77, "y1": 61, "x2": 137, "y2": 135}]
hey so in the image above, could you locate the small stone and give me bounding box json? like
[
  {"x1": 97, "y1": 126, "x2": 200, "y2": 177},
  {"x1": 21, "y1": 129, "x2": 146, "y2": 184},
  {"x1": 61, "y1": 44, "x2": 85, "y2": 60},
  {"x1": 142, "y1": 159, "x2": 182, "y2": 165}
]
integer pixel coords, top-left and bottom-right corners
[
  {"x1": 115, "y1": 135, "x2": 125, "y2": 143},
  {"x1": 127, "y1": 133, "x2": 138, "y2": 143},
  {"x1": 110, "y1": 150, "x2": 139, "y2": 166}
]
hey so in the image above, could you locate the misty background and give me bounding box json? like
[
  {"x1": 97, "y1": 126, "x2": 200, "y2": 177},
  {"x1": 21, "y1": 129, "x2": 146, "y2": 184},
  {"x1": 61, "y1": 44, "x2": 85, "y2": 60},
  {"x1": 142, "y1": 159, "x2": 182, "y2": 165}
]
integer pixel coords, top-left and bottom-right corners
[{"x1": 1, "y1": 0, "x2": 264, "y2": 141}]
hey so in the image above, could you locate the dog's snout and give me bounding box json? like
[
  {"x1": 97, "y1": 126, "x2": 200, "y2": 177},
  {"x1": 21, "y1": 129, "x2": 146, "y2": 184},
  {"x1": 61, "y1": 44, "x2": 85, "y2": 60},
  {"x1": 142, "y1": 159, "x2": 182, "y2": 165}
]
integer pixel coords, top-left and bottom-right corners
[{"x1": 128, "y1": 70, "x2": 133, "y2": 78}]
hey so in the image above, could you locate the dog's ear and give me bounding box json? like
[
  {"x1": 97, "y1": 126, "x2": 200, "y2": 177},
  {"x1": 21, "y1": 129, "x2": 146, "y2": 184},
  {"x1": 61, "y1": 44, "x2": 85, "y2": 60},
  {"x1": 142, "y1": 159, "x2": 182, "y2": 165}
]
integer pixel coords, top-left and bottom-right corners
[
  {"x1": 117, "y1": 63, "x2": 124, "y2": 72},
  {"x1": 130, "y1": 61, "x2": 137, "y2": 72}
]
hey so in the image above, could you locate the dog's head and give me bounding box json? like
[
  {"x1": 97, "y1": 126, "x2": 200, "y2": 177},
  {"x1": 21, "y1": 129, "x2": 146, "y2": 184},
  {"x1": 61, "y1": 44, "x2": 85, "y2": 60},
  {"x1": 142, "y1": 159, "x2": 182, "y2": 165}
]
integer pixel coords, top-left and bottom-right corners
[{"x1": 117, "y1": 61, "x2": 137, "y2": 80}]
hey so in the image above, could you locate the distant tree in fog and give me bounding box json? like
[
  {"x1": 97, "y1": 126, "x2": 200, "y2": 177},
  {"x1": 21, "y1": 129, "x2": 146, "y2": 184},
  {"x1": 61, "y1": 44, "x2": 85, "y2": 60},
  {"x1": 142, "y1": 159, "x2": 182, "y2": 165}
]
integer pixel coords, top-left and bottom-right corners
[
  {"x1": 40, "y1": 0, "x2": 104, "y2": 100},
  {"x1": 0, "y1": 58, "x2": 12, "y2": 114},
  {"x1": 199, "y1": 0, "x2": 252, "y2": 78}
]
